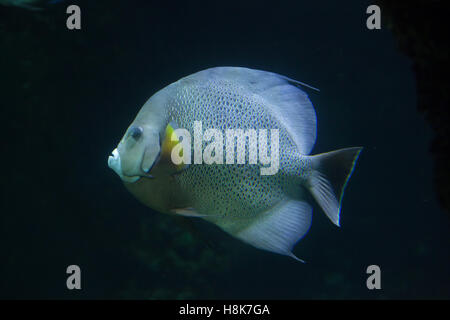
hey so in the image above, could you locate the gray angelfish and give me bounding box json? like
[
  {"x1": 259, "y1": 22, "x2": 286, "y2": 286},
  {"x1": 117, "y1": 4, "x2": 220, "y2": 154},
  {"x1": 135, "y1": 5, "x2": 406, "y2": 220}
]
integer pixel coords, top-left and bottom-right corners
[{"x1": 108, "y1": 67, "x2": 362, "y2": 262}]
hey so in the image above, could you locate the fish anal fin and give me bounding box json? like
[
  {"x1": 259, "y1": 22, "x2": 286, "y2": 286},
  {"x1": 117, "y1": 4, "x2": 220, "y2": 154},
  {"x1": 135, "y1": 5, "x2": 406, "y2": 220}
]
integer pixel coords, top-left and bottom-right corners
[{"x1": 234, "y1": 199, "x2": 312, "y2": 262}]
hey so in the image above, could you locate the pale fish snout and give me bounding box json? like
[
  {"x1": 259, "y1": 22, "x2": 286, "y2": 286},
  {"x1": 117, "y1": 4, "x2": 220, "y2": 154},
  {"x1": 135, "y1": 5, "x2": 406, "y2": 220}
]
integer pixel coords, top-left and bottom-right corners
[{"x1": 108, "y1": 148, "x2": 140, "y2": 183}]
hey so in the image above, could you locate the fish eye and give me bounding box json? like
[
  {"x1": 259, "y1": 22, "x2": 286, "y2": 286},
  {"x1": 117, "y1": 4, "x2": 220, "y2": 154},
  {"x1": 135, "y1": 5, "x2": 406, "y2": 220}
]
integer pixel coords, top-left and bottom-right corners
[{"x1": 130, "y1": 126, "x2": 143, "y2": 140}]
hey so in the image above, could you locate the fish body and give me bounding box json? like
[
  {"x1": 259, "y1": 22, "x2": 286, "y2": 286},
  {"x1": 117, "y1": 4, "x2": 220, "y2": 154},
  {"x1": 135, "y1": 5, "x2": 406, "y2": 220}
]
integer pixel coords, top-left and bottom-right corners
[{"x1": 108, "y1": 67, "x2": 361, "y2": 261}]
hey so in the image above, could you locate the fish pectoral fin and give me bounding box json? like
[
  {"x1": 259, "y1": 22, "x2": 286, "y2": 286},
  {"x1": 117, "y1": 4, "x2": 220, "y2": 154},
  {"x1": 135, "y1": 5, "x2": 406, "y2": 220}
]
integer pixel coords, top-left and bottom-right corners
[
  {"x1": 170, "y1": 207, "x2": 210, "y2": 218},
  {"x1": 233, "y1": 199, "x2": 312, "y2": 262},
  {"x1": 170, "y1": 165, "x2": 189, "y2": 177}
]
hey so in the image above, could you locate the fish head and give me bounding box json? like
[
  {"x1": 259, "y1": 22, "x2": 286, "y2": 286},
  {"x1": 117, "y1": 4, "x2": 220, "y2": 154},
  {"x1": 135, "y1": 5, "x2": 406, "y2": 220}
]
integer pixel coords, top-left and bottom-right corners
[
  {"x1": 108, "y1": 123, "x2": 161, "y2": 183},
  {"x1": 108, "y1": 120, "x2": 190, "y2": 213}
]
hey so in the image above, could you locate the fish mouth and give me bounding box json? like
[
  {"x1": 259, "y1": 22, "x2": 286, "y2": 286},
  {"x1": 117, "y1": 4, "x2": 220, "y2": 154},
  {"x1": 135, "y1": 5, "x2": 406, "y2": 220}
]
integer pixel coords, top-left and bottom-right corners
[{"x1": 107, "y1": 148, "x2": 141, "y2": 183}]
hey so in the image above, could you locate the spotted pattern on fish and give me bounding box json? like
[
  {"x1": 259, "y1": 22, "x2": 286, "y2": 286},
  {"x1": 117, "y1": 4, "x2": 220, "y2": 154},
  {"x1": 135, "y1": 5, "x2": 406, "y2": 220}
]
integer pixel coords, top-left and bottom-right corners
[{"x1": 164, "y1": 77, "x2": 308, "y2": 228}]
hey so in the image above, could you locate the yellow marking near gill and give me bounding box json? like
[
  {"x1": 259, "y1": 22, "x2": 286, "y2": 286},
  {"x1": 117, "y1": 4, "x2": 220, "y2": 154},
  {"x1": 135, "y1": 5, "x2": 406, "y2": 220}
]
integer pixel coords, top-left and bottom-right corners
[{"x1": 161, "y1": 124, "x2": 185, "y2": 171}]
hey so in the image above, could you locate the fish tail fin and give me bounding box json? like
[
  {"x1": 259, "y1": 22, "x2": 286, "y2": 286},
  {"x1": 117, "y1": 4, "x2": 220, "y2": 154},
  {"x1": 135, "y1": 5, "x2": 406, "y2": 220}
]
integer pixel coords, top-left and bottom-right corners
[{"x1": 305, "y1": 147, "x2": 362, "y2": 226}]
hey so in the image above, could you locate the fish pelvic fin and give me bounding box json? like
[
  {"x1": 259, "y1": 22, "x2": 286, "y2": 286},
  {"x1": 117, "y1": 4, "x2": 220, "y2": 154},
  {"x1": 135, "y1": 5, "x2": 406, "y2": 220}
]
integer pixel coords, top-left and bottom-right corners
[
  {"x1": 170, "y1": 207, "x2": 209, "y2": 217},
  {"x1": 305, "y1": 147, "x2": 362, "y2": 227}
]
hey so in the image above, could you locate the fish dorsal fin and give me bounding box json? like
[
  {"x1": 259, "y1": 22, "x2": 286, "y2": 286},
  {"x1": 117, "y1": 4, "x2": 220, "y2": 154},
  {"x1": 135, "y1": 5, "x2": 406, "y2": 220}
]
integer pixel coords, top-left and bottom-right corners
[
  {"x1": 233, "y1": 199, "x2": 312, "y2": 262},
  {"x1": 185, "y1": 67, "x2": 317, "y2": 155}
]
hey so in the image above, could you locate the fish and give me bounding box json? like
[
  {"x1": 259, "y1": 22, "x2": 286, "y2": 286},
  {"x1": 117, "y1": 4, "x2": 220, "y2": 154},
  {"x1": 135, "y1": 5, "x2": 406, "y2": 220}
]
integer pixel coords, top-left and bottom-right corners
[{"x1": 108, "y1": 67, "x2": 362, "y2": 261}]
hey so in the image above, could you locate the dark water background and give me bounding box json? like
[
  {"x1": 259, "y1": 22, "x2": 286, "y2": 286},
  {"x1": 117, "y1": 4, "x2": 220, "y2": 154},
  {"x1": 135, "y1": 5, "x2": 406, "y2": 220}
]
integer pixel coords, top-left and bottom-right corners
[{"x1": 1, "y1": 0, "x2": 449, "y2": 299}]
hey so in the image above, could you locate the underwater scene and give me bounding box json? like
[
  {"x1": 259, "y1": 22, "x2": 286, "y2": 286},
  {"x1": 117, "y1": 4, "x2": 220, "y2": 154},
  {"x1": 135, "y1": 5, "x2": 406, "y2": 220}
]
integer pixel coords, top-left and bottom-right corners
[{"x1": 1, "y1": 0, "x2": 449, "y2": 300}]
